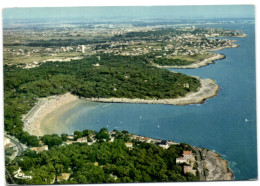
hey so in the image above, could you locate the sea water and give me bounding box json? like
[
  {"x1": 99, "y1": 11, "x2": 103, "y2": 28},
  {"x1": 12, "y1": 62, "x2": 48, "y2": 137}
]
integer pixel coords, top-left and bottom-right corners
[{"x1": 48, "y1": 23, "x2": 257, "y2": 180}]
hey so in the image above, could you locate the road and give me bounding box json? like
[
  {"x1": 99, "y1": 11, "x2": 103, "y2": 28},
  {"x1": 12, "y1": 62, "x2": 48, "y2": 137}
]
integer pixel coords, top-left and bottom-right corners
[
  {"x1": 4, "y1": 133, "x2": 27, "y2": 160},
  {"x1": 192, "y1": 147, "x2": 206, "y2": 181}
]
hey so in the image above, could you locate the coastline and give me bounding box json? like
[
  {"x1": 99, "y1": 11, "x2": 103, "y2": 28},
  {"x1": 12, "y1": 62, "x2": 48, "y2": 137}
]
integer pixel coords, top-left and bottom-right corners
[
  {"x1": 23, "y1": 77, "x2": 218, "y2": 136},
  {"x1": 154, "y1": 44, "x2": 238, "y2": 69},
  {"x1": 154, "y1": 53, "x2": 226, "y2": 69},
  {"x1": 23, "y1": 93, "x2": 79, "y2": 136},
  {"x1": 22, "y1": 90, "x2": 233, "y2": 181},
  {"x1": 200, "y1": 148, "x2": 233, "y2": 181},
  {"x1": 83, "y1": 78, "x2": 219, "y2": 106}
]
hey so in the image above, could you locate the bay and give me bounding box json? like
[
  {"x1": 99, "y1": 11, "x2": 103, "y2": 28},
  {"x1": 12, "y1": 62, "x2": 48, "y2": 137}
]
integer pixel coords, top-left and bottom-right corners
[{"x1": 44, "y1": 23, "x2": 257, "y2": 180}]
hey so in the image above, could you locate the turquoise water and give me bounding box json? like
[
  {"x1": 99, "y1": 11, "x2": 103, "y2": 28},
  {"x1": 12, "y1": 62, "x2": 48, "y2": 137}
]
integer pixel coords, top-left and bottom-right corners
[{"x1": 57, "y1": 23, "x2": 257, "y2": 180}]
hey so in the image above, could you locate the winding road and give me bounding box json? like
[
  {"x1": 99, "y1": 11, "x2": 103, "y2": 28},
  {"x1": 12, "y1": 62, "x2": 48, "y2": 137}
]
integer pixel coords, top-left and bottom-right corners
[
  {"x1": 4, "y1": 133, "x2": 27, "y2": 160},
  {"x1": 192, "y1": 147, "x2": 206, "y2": 181}
]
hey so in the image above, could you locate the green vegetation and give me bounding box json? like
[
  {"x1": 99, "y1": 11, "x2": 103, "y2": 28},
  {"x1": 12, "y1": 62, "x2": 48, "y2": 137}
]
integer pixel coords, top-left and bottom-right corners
[
  {"x1": 5, "y1": 147, "x2": 15, "y2": 156},
  {"x1": 6, "y1": 129, "x2": 199, "y2": 184},
  {"x1": 42, "y1": 134, "x2": 63, "y2": 148},
  {"x1": 4, "y1": 54, "x2": 200, "y2": 147},
  {"x1": 151, "y1": 53, "x2": 215, "y2": 66},
  {"x1": 153, "y1": 58, "x2": 193, "y2": 66}
]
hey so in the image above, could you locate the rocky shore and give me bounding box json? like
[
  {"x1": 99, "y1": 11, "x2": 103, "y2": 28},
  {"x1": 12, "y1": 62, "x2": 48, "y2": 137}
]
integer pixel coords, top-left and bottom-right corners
[{"x1": 196, "y1": 147, "x2": 233, "y2": 181}]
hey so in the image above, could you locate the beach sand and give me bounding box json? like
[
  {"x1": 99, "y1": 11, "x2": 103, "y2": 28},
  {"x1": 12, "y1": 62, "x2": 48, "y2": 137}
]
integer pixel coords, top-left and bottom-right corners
[
  {"x1": 23, "y1": 77, "x2": 218, "y2": 136},
  {"x1": 23, "y1": 93, "x2": 79, "y2": 136}
]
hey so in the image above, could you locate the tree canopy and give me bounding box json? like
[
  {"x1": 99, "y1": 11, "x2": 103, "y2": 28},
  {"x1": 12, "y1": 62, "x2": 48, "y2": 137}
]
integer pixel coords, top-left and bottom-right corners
[
  {"x1": 4, "y1": 54, "x2": 200, "y2": 146},
  {"x1": 6, "y1": 129, "x2": 199, "y2": 184}
]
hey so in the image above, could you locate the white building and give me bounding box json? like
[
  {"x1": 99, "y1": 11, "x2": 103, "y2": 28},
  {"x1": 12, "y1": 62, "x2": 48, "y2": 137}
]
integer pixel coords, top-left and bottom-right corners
[{"x1": 176, "y1": 157, "x2": 189, "y2": 164}]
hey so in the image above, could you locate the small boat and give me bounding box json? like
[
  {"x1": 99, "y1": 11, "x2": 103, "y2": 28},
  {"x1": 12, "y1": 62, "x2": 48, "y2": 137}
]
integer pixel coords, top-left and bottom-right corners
[
  {"x1": 139, "y1": 115, "x2": 142, "y2": 119},
  {"x1": 245, "y1": 118, "x2": 249, "y2": 122},
  {"x1": 157, "y1": 124, "x2": 160, "y2": 128}
]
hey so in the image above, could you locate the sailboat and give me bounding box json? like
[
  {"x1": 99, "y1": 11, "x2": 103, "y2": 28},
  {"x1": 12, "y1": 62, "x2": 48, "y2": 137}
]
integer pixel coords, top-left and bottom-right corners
[
  {"x1": 245, "y1": 118, "x2": 249, "y2": 122},
  {"x1": 157, "y1": 124, "x2": 160, "y2": 128}
]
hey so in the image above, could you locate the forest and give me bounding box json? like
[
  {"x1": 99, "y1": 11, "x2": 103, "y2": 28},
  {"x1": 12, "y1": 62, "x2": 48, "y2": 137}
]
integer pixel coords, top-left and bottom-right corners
[
  {"x1": 4, "y1": 54, "x2": 200, "y2": 147},
  {"x1": 6, "y1": 128, "x2": 200, "y2": 184},
  {"x1": 153, "y1": 57, "x2": 193, "y2": 66}
]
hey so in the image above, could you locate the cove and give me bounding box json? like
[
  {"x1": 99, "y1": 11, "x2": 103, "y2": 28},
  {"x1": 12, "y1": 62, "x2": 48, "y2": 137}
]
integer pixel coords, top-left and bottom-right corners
[{"x1": 41, "y1": 23, "x2": 257, "y2": 180}]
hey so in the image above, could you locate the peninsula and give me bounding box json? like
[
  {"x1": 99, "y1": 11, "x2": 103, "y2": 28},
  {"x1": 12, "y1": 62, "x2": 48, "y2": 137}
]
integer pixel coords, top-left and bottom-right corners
[{"x1": 22, "y1": 75, "x2": 218, "y2": 137}]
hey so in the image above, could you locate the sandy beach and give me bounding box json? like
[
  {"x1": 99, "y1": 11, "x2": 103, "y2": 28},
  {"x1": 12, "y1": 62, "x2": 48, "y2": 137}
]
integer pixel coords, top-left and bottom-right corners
[
  {"x1": 23, "y1": 93, "x2": 79, "y2": 136},
  {"x1": 23, "y1": 77, "x2": 218, "y2": 136}
]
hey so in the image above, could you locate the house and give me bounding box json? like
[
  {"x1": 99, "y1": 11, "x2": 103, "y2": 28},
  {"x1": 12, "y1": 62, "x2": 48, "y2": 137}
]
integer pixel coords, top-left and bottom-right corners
[
  {"x1": 67, "y1": 135, "x2": 74, "y2": 140},
  {"x1": 87, "y1": 142, "x2": 95, "y2": 146},
  {"x1": 109, "y1": 174, "x2": 118, "y2": 180},
  {"x1": 30, "y1": 145, "x2": 48, "y2": 153},
  {"x1": 143, "y1": 137, "x2": 151, "y2": 143},
  {"x1": 110, "y1": 131, "x2": 117, "y2": 136},
  {"x1": 125, "y1": 142, "x2": 133, "y2": 149},
  {"x1": 183, "y1": 83, "x2": 190, "y2": 88},
  {"x1": 4, "y1": 137, "x2": 11, "y2": 146},
  {"x1": 136, "y1": 136, "x2": 146, "y2": 142},
  {"x1": 183, "y1": 165, "x2": 196, "y2": 175},
  {"x1": 183, "y1": 151, "x2": 194, "y2": 160},
  {"x1": 168, "y1": 141, "x2": 179, "y2": 145},
  {"x1": 158, "y1": 140, "x2": 170, "y2": 149},
  {"x1": 93, "y1": 162, "x2": 99, "y2": 166},
  {"x1": 183, "y1": 165, "x2": 192, "y2": 174},
  {"x1": 130, "y1": 134, "x2": 138, "y2": 140},
  {"x1": 92, "y1": 63, "x2": 100, "y2": 67},
  {"x1": 108, "y1": 137, "x2": 115, "y2": 143},
  {"x1": 57, "y1": 173, "x2": 71, "y2": 182},
  {"x1": 176, "y1": 157, "x2": 189, "y2": 164},
  {"x1": 66, "y1": 141, "x2": 77, "y2": 145},
  {"x1": 77, "y1": 137, "x2": 88, "y2": 143}
]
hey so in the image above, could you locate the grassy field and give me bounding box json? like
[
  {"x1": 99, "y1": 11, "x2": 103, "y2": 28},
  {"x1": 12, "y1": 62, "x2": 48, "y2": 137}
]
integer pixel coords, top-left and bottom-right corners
[{"x1": 3, "y1": 51, "x2": 86, "y2": 64}]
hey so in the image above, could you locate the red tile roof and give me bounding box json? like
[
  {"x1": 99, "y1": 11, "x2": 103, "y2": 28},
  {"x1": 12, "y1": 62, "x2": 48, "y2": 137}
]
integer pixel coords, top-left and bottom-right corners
[{"x1": 183, "y1": 151, "x2": 192, "y2": 155}]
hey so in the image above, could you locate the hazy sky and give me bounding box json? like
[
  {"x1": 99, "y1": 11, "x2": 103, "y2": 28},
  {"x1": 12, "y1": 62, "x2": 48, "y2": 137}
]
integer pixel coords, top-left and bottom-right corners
[{"x1": 3, "y1": 5, "x2": 254, "y2": 21}]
